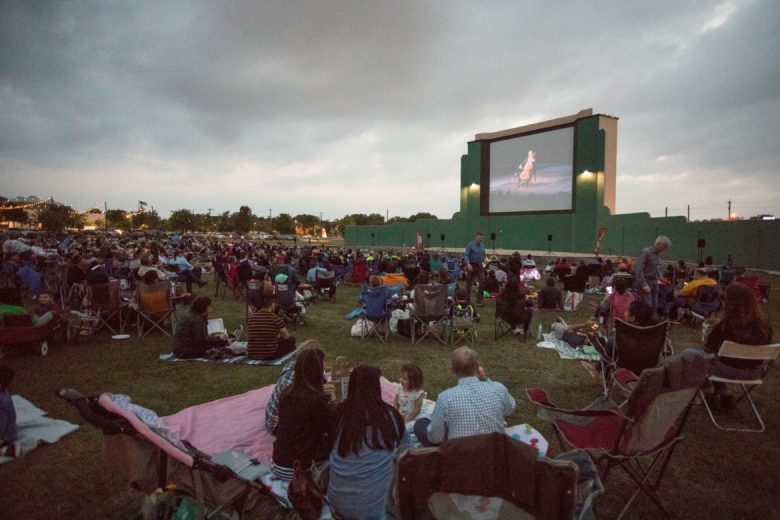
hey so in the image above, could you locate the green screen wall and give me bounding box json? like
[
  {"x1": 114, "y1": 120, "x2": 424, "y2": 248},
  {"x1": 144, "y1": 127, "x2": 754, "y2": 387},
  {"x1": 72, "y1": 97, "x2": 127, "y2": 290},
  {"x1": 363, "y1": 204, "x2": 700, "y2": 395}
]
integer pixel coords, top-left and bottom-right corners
[{"x1": 345, "y1": 114, "x2": 780, "y2": 270}]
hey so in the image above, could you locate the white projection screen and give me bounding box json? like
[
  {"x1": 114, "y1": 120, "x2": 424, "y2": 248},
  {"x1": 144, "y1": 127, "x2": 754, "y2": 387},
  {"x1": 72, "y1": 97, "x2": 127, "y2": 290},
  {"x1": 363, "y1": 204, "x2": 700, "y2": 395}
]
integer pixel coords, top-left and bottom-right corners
[{"x1": 486, "y1": 125, "x2": 575, "y2": 214}]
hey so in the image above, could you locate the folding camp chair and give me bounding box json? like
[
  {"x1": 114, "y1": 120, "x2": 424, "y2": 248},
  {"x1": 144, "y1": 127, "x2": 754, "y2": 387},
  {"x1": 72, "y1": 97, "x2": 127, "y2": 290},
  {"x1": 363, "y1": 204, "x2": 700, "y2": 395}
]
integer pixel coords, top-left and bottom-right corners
[
  {"x1": 357, "y1": 284, "x2": 390, "y2": 342},
  {"x1": 396, "y1": 432, "x2": 603, "y2": 520},
  {"x1": 212, "y1": 260, "x2": 229, "y2": 298},
  {"x1": 690, "y1": 284, "x2": 721, "y2": 320},
  {"x1": 274, "y1": 283, "x2": 305, "y2": 328},
  {"x1": 245, "y1": 279, "x2": 265, "y2": 324},
  {"x1": 314, "y1": 269, "x2": 336, "y2": 300},
  {"x1": 494, "y1": 299, "x2": 533, "y2": 342},
  {"x1": 592, "y1": 319, "x2": 671, "y2": 397},
  {"x1": 529, "y1": 351, "x2": 714, "y2": 520},
  {"x1": 88, "y1": 280, "x2": 125, "y2": 335},
  {"x1": 137, "y1": 283, "x2": 176, "y2": 337},
  {"x1": 410, "y1": 283, "x2": 449, "y2": 344},
  {"x1": 450, "y1": 313, "x2": 477, "y2": 346},
  {"x1": 699, "y1": 340, "x2": 780, "y2": 432}
]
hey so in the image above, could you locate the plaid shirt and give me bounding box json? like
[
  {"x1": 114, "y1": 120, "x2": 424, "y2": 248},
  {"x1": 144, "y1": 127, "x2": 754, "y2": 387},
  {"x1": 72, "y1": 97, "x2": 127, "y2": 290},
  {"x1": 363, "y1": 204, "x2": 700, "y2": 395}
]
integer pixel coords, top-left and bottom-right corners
[
  {"x1": 428, "y1": 376, "x2": 515, "y2": 444},
  {"x1": 264, "y1": 360, "x2": 296, "y2": 434}
]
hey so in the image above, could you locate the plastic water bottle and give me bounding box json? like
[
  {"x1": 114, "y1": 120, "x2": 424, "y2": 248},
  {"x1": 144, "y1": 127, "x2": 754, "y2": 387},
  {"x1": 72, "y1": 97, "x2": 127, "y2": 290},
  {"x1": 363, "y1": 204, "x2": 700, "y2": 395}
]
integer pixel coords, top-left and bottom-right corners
[{"x1": 536, "y1": 323, "x2": 543, "y2": 340}]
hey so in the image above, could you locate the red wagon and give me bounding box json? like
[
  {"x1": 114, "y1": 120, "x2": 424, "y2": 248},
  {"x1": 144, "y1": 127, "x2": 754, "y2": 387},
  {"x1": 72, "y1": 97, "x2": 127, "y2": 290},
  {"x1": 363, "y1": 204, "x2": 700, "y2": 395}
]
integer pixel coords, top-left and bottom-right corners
[{"x1": 0, "y1": 315, "x2": 62, "y2": 357}]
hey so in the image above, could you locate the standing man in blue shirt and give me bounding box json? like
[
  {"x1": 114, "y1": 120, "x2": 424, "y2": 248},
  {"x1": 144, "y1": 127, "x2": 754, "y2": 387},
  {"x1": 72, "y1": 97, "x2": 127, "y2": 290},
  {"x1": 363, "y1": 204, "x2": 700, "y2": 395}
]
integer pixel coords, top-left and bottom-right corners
[
  {"x1": 464, "y1": 231, "x2": 487, "y2": 306},
  {"x1": 634, "y1": 235, "x2": 671, "y2": 314}
]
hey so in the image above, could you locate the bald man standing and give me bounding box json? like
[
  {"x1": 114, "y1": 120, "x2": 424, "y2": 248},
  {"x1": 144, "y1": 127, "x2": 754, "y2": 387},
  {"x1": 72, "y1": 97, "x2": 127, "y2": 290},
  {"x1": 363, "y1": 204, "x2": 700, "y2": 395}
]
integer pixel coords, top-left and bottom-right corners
[{"x1": 414, "y1": 347, "x2": 516, "y2": 446}]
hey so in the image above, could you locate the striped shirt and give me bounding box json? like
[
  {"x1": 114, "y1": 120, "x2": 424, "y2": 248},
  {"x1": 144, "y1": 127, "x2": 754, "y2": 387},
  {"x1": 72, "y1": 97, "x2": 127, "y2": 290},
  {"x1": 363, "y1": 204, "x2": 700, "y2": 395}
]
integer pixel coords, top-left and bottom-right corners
[
  {"x1": 247, "y1": 309, "x2": 285, "y2": 360},
  {"x1": 428, "y1": 376, "x2": 515, "y2": 444}
]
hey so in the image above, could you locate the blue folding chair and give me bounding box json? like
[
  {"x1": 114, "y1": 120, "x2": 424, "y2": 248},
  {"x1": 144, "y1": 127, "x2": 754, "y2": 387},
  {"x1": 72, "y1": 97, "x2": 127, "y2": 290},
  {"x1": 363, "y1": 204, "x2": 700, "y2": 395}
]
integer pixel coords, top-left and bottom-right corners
[{"x1": 361, "y1": 285, "x2": 391, "y2": 342}]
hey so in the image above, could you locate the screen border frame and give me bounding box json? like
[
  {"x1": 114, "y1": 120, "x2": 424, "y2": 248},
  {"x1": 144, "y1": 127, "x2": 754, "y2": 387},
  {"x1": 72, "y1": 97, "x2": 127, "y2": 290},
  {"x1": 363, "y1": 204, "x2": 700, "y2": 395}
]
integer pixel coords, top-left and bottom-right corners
[{"x1": 479, "y1": 122, "x2": 578, "y2": 216}]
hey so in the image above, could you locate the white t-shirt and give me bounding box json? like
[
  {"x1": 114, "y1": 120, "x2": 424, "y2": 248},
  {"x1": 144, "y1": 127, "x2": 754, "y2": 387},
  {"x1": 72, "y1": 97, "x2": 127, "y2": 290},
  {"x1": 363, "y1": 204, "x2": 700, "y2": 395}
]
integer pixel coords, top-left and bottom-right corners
[{"x1": 397, "y1": 388, "x2": 425, "y2": 418}]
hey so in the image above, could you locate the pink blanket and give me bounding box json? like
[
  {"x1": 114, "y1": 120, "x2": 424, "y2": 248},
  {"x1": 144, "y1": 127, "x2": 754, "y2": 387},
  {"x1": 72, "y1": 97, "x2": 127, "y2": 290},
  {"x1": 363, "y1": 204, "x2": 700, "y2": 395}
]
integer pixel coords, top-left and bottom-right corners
[{"x1": 161, "y1": 378, "x2": 400, "y2": 464}]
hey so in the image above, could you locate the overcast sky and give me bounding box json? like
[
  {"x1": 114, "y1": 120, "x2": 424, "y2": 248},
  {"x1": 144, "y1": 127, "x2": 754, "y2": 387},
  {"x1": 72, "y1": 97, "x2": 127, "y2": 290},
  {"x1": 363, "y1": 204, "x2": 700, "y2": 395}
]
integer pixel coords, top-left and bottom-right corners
[{"x1": 1, "y1": 0, "x2": 778, "y2": 221}]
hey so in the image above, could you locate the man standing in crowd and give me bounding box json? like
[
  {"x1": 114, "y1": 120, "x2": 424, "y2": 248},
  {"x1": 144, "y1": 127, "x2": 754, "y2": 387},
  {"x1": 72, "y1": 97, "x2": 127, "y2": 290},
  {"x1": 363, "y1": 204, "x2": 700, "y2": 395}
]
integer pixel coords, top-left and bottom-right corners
[
  {"x1": 634, "y1": 235, "x2": 671, "y2": 313},
  {"x1": 464, "y1": 231, "x2": 486, "y2": 306},
  {"x1": 414, "y1": 347, "x2": 515, "y2": 446}
]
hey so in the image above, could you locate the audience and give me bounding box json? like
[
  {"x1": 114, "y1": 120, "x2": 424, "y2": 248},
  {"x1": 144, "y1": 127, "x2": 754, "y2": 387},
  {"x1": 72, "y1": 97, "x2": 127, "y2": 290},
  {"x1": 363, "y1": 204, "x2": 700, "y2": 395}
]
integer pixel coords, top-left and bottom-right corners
[
  {"x1": 171, "y1": 297, "x2": 228, "y2": 359},
  {"x1": 538, "y1": 276, "x2": 563, "y2": 310},
  {"x1": 496, "y1": 280, "x2": 532, "y2": 335},
  {"x1": 327, "y1": 365, "x2": 408, "y2": 519},
  {"x1": 271, "y1": 348, "x2": 334, "y2": 481},
  {"x1": 414, "y1": 347, "x2": 515, "y2": 446},
  {"x1": 701, "y1": 283, "x2": 773, "y2": 409},
  {"x1": 265, "y1": 339, "x2": 333, "y2": 435},
  {"x1": 247, "y1": 295, "x2": 296, "y2": 360},
  {"x1": 394, "y1": 363, "x2": 425, "y2": 423}
]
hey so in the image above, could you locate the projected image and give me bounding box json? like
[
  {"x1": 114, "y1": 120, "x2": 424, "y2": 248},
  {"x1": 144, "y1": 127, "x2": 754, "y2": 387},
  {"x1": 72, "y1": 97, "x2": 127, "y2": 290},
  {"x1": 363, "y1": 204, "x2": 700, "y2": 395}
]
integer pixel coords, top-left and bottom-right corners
[{"x1": 488, "y1": 126, "x2": 574, "y2": 213}]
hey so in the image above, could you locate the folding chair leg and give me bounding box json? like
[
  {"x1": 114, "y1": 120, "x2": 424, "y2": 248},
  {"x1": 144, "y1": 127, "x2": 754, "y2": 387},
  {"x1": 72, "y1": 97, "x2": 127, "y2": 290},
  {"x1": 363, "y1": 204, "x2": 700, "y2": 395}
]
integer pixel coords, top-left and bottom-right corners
[
  {"x1": 616, "y1": 457, "x2": 672, "y2": 519},
  {"x1": 699, "y1": 387, "x2": 766, "y2": 433}
]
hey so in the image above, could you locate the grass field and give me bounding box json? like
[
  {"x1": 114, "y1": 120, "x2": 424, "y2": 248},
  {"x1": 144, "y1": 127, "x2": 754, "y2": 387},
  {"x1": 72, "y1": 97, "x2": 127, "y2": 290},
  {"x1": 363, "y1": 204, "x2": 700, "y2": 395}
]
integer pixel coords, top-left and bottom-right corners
[{"x1": 2, "y1": 273, "x2": 779, "y2": 520}]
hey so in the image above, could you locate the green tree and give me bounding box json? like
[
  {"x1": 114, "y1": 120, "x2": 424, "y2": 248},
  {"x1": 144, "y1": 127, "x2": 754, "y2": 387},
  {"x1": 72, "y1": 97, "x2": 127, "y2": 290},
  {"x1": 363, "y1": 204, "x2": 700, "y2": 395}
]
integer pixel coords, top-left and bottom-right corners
[
  {"x1": 294, "y1": 214, "x2": 319, "y2": 229},
  {"x1": 36, "y1": 204, "x2": 77, "y2": 232},
  {"x1": 274, "y1": 213, "x2": 296, "y2": 234},
  {"x1": 408, "y1": 212, "x2": 438, "y2": 221},
  {"x1": 105, "y1": 209, "x2": 130, "y2": 230},
  {"x1": 168, "y1": 209, "x2": 196, "y2": 232},
  {"x1": 231, "y1": 206, "x2": 254, "y2": 234},
  {"x1": 132, "y1": 210, "x2": 162, "y2": 230}
]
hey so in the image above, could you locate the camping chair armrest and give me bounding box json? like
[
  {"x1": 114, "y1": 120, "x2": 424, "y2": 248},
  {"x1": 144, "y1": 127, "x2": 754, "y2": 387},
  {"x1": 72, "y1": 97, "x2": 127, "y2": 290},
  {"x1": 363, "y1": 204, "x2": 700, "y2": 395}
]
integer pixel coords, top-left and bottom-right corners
[{"x1": 612, "y1": 368, "x2": 639, "y2": 389}]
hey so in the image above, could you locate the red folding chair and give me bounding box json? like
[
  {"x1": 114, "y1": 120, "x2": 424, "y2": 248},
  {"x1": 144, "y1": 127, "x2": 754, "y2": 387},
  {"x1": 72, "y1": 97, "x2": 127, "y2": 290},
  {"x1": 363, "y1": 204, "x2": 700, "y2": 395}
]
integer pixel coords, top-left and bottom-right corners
[{"x1": 528, "y1": 351, "x2": 714, "y2": 519}]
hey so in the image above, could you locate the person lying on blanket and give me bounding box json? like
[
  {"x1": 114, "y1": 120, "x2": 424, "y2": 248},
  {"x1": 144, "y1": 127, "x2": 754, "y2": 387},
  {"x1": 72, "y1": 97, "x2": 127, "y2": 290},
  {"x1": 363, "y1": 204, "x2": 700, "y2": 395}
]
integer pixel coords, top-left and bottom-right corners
[{"x1": 171, "y1": 297, "x2": 229, "y2": 359}]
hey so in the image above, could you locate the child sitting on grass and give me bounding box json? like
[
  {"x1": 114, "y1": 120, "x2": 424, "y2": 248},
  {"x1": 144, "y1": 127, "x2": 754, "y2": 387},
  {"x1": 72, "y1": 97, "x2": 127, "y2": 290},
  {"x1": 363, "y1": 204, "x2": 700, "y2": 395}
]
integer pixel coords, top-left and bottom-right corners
[
  {"x1": 394, "y1": 363, "x2": 425, "y2": 423},
  {"x1": 0, "y1": 365, "x2": 18, "y2": 458}
]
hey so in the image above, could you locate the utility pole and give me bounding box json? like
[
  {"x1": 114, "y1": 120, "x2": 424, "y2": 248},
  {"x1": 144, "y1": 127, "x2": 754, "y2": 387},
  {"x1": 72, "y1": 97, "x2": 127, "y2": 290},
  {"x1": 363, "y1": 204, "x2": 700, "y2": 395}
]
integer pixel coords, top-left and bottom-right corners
[
  {"x1": 687, "y1": 205, "x2": 690, "y2": 221},
  {"x1": 728, "y1": 199, "x2": 732, "y2": 220},
  {"x1": 665, "y1": 207, "x2": 668, "y2": 217}
]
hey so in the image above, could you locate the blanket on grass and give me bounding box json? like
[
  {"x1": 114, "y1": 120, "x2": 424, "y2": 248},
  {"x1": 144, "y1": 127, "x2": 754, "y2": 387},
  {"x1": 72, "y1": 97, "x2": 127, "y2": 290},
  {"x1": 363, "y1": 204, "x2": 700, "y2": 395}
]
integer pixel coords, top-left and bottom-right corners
[
  {"x1": 159, "y1": 349, "x2": 295, "y2": 366},
  {"x1": 536, "y1": 333, "x2": 600, "y2": 361},
  {"x1": 161, "y1": 377, "x2": 399, "y2": 464},
  {"x1": 0, "y1": 395, "x2": 79, "y2": 464}
]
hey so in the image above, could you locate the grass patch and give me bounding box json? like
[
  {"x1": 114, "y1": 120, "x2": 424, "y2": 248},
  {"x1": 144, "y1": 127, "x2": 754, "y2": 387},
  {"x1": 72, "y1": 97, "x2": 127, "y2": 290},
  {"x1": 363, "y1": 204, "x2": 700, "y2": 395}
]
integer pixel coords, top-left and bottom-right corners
[{"x1": 1, "y1": 273, "x2": 779, "y2": 519}]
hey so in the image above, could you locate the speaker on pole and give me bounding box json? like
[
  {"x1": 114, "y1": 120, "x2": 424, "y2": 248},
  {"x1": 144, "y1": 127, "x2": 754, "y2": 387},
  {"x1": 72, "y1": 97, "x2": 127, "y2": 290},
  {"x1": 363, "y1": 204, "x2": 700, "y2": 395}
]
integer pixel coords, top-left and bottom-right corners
[{"x1": 697, "y1": 238, "x2": 706, "y2": 248}]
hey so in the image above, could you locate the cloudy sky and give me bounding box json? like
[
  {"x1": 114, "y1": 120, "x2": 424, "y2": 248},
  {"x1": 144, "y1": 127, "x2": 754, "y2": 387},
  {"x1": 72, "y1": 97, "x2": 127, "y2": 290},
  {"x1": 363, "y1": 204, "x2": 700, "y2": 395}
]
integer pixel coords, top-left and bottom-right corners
[{"x1": 1, "y1": 0, "x2": 778, "y2": 221}]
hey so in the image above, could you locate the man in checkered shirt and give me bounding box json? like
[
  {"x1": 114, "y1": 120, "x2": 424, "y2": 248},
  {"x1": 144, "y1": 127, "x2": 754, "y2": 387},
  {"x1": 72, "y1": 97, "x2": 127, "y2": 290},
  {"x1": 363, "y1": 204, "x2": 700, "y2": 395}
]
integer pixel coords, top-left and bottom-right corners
[{"x1": 414, "y1": 347, "x2": 516, "y2": 446}]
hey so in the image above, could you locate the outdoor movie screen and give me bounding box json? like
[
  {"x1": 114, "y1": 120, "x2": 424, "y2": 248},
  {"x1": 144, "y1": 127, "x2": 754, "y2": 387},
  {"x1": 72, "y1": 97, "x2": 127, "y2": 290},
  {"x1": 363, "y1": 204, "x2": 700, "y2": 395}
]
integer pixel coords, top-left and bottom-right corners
[{"x1": 486, "y1": 125, "x2": 575, "y2": 214}]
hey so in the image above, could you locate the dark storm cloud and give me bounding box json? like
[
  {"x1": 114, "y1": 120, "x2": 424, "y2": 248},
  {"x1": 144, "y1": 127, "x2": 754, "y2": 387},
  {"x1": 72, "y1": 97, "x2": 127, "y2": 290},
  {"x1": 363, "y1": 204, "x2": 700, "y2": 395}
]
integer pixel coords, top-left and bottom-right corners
[{"x1": 0, "y1": 0, "x2": 777, "y2": 219}]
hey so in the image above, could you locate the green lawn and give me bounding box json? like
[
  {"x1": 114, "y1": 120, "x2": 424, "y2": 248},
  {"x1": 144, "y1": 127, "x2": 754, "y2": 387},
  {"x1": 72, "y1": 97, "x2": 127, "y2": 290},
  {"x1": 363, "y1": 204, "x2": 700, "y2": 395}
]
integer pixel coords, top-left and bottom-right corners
[{"x1": 2, "y1": 273, "x2": 778, "y2": 519}]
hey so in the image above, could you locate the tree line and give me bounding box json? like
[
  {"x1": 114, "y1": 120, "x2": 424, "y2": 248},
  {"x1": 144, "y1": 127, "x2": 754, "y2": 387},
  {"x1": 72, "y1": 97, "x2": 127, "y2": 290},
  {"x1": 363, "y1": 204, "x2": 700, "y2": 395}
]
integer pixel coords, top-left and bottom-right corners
[{"x1": 0, "y1": 199, "x2": 438, "y2": 235}]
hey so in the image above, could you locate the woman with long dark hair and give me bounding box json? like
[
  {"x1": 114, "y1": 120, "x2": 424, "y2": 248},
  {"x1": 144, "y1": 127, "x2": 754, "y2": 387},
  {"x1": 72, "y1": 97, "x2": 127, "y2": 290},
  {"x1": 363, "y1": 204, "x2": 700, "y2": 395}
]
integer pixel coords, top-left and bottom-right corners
[
  {"x1": 704, "y1": 283, "x2": 773, "y2": 408},
  {"x1": 327, "y1": 365, "x2": 408, "y2": 519},
  {"x1": 271, "y1": 348, "x2": 333, "y2": 481},
  {"x1": 496, "y1": 280, "x2": 531, "y2": 335}
]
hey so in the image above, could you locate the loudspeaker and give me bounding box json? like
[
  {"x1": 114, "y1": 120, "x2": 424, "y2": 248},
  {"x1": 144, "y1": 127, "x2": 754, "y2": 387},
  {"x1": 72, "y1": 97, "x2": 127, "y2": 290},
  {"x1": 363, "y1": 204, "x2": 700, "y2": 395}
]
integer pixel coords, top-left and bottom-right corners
[
  {"x1": 548, "y1": 234, "x2": 553, "y2": 242},
  {"x1": 371, "y1": 233, "x2": 375, "y2": 238},
  {"x1": 426, "y1": 233, "x2": 431, "y2": 239},
  {"x1": 440, "y1": 234, "x2": 446, "y2": 241},
  {"x1": 697, "y1": 238, "x2": 705, "y2": 248},
  {"x1": 490, "y1": 232, "x2": 496, "y2": 241}
]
